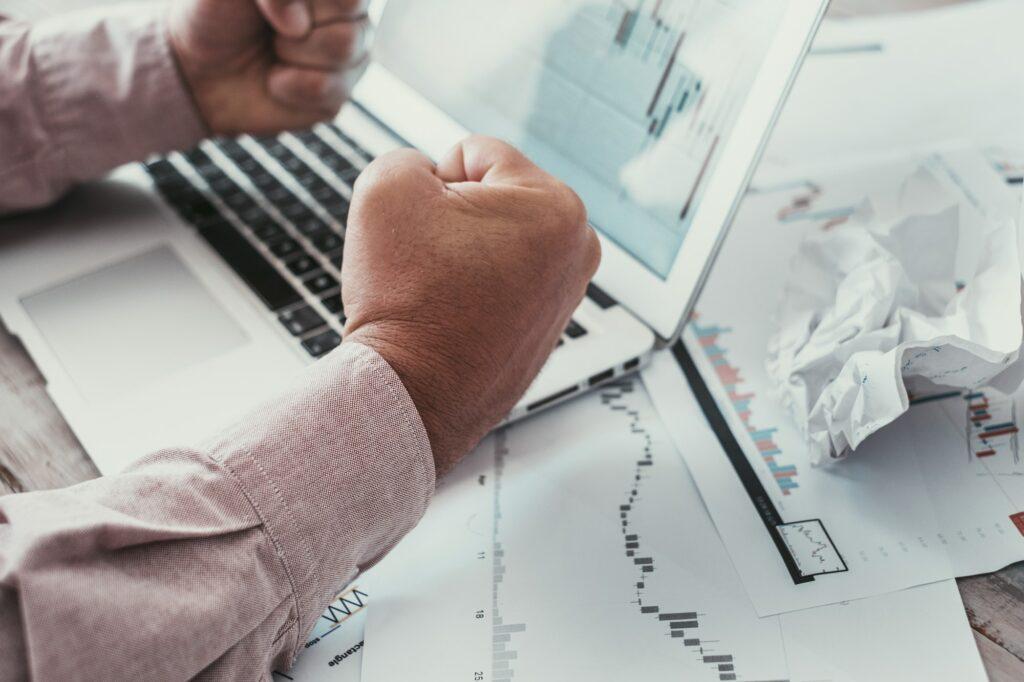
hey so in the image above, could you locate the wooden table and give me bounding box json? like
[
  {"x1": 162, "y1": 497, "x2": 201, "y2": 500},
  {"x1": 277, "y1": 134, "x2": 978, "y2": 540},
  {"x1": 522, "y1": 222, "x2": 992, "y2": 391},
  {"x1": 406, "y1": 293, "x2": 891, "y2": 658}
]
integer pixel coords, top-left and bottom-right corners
[{"x1": 2, "y1": 0, "x2": 1022, "y2": 679}]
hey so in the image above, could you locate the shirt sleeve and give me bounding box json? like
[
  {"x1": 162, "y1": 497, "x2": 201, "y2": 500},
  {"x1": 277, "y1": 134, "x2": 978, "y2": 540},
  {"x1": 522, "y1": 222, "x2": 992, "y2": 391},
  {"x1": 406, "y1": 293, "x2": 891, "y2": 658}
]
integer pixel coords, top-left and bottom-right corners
[
  {"x1": 0, "y1": 342, "x2": 436, "y2": 680},
  {"x1": 0, "y1": 2, "x2": 206, "y2": 214}
]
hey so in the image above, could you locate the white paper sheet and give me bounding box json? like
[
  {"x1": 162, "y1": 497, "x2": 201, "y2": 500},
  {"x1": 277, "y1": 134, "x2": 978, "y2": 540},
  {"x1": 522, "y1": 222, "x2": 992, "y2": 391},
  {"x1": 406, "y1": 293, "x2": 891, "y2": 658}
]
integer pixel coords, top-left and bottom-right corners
[
  {"x1": 766, "y1": 155, "x2": 1023, "y2": 465},
  {"x1": 642, "y1": 149, "x2": 1024, "y2": 615},
  {"x1": 360, "y1": 381, "x2": 985, "y2": 681},
  {"x1": 766, "y1": 0, "x2": 1024, "y2": 171}
]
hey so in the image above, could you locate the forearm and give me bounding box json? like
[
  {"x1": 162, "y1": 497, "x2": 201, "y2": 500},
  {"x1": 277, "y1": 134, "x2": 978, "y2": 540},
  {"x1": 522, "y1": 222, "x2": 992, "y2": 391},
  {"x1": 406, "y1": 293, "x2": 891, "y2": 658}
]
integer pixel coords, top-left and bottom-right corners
[
  {"x1": 0, "y1": 342, "x2": 434, "y2": 679},
  {"x1": 0, "y1": 3, "x2": 205, "y2": 214}
]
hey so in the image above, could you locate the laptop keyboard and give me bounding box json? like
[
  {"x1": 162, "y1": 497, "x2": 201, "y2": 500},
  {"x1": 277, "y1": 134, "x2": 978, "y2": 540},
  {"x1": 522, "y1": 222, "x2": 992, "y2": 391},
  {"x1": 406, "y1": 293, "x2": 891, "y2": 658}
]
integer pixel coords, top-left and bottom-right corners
[{"x1": 145, "y1": 124, "x2": 586, "y2": 359}]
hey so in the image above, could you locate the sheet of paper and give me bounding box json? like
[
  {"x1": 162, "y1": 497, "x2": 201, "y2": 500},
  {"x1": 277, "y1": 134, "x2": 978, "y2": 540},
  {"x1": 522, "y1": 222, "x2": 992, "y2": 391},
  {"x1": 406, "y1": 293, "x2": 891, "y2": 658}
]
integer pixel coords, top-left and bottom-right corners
[
  {"x1": 766, "y1": 0, "x2": 1024, "y2": 171},
  {"x1": 360, "y1": 381, "x2": 985, "y2": 681},
  {"x1": 642, "y1": 148, "x2": 1024, "y2": 616},
  {"x1": 272, "y1": 583, "x2": 370, "y2": 681}
]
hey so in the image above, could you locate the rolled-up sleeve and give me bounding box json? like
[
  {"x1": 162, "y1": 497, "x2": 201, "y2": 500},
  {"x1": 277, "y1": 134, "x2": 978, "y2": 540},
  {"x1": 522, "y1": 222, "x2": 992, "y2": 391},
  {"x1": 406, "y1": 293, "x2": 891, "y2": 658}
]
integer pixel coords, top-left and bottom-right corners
[
  {"x1": 0, "y1": 342, "x2": 435, "y2": 680},
  {"x1": 0, "y1": 2, "x2": 206, "y2": 214}
]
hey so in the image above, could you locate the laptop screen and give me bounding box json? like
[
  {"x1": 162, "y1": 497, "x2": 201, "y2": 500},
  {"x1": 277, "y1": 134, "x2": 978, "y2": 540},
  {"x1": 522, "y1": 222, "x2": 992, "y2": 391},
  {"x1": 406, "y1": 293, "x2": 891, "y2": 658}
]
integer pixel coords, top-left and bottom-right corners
[{"x1": 376, "y1": 0, "x2": 790, "y2": 279}]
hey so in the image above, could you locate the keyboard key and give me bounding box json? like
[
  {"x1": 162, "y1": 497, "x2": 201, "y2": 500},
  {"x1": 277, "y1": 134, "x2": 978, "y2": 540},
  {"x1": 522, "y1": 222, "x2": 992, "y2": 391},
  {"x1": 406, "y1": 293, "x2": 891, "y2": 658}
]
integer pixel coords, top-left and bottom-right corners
[
  {"x1": 175, "y1": 194, "x2": 219, "y2": 223},
  {"x1": 320, "y1": 294, "x2": 343, "y2": 315},
  {"x1": 208, "y1": 176, "x2": 239, "y2": 195},
  {"x1": 146, "y1": 158, "x2": 179, "y2": 178},
  {"x1": 280, "y1": 201, "x2": 314, "y2": 221},
  {"x1": 310, "y1": 185, "x2": 341, "y2": 204},
  {"x1": 286, "y1": 254, "x2": 318, "y2": 276},
  {"x1": 293, "y1": 130, "x2": 320, "y2": 143},
  {"x1": 146, "y1": 161, "x2": 191, "y2": 192},
  {"x1": 311, "y1": 230, "x2": 343, "y2": 254},
  {"x1": 322, "y1": 198, "x2": 349, "y2": 222},
  {"x1": 565, "y1": 320, "x2": 587, "y2": 339},
  {"x1": 223, "y1": 191, "x2": 255, "y2": 210},
  {"x1": 280, "y1": 155, "x2": 306, "y2": 173},
  {"x1": 195, "y1": 163, "x2": 224, "y2": 181},
  {"x1": 252, "y1": 221, "x2": 285, "y2": 242},
  {"x1": 251, "y1": 172, "x2": 279, "y2": 189},
  {"x1": 183, "y1": 147, "x2": 214, "y2": 166},
  {"x1": 302, "y1": 330, "x2": 341, "y2": 358},
  {"x1": 192, "y1": 213, "x2": 230, "y2": 231},
  {"x1": 278, "y1": 305, "x2": 326, "y2": 336},
  {"x1": 265, "y1": 185, "x2": 294, "y2": 203},
  {"x1": 294, "y1": 216, "x2": 328, "y2": 235},
  {"x1": 321, "y1": 152, "x2": 356, "y2": 174},
  {"x1": 296, "y1": 172, "x2": 322, "y2": 190},
  {"x1": 237, "y1": 205, "x2": 268, "y2": 224},
  {"x1": 303, "y1": 271, "x2": 338, "y2": 295},
  {"x1": 198, "y1": 223, "x2": 302, "y2": 311},
  {"x1": 329, "y1": 252, "x2": 342, "y2": 270},
  {"x1": 261, "y1": 140, "x2": 290, "y2": 158},
  {"x1": 301, "y1": 139, "x2": 331, "y2": 157},
  {"x1": 269, "y1": 238, "x2": 301, "y2": 258},
  {"x1": 216, "y1": 139, "x2": 250, "y2": 161},
  {"x1": 326, "y1": 125, "x2": 373, "y2": 161}
]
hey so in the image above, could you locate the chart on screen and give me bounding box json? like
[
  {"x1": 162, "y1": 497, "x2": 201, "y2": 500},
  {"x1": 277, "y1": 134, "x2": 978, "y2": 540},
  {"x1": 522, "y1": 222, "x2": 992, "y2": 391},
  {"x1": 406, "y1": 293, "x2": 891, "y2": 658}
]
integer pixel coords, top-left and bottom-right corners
[
  {"x1": 643, "y1": 148, "x2": 1024, "y2": 615},
  {"x1": 360, "y1": 381, "x2": 984, "y2": 681},
  {"x1": 378, "y1": 0, "x2": 788, "y2": 276}
]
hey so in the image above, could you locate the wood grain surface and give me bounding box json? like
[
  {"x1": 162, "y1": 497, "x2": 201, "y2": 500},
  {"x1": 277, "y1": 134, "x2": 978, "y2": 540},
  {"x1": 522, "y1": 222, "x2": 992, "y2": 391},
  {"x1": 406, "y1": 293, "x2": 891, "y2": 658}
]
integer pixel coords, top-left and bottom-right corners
[{"x1": 1, "y1": 0, "x2": 1020, "y2": 679}]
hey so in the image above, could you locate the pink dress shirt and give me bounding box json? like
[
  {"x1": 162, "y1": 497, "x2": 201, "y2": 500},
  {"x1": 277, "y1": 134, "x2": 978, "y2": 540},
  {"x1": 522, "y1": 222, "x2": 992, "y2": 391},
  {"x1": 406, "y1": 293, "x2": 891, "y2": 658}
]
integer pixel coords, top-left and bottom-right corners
[{"x1": 0, "y1": 5, "x2": 436, "y2": 680}]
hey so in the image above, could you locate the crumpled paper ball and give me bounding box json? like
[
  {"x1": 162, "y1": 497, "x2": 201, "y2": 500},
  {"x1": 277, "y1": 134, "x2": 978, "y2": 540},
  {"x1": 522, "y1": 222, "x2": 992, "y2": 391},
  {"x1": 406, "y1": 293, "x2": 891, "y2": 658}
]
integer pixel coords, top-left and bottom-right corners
[{"x1": 766, "y1": 159, "x2": 1024, "y2": 465}]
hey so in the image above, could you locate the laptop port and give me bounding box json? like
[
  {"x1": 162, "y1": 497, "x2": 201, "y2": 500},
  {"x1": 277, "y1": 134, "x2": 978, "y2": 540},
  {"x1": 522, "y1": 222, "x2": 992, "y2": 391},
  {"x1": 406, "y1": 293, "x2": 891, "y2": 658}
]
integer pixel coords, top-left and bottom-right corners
[
  {"x1": 526, "y1": 385, "x2": 579, "y2": 412},
  {"x1": 588, "y1": 368, "x2": 615, "y2": 387}
]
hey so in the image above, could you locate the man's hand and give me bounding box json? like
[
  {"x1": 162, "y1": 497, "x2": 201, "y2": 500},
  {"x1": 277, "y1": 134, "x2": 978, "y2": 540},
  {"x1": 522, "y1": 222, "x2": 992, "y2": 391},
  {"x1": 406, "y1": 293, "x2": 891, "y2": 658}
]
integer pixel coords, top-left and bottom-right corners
[
  {"x1": 343, "y1": 136, "x2": 601, "y2": 474},
  {"x1": 167, "y1": 0, "x2": 369, "y2": 136}
]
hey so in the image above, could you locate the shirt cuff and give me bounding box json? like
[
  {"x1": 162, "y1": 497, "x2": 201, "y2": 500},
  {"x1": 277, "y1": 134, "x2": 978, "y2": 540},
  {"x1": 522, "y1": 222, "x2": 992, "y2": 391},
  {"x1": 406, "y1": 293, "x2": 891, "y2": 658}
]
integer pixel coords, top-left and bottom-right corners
[
  {"x1": 29, "y1": 2, "x2": 206, "y2": 182},
  {"x1": 200, "y1": 341, "x2": 436, "y2": 659}
]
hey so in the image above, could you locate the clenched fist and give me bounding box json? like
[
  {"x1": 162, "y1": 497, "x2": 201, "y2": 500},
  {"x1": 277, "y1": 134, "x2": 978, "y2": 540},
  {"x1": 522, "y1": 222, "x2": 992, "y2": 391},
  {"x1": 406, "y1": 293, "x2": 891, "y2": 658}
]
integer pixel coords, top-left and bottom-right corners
[
  {"x1": 167, "y1": 0, "x2": 369, "y2": 136},
  {"x1": 342, "y1": 136, "x2": 601, "y2": 474}
]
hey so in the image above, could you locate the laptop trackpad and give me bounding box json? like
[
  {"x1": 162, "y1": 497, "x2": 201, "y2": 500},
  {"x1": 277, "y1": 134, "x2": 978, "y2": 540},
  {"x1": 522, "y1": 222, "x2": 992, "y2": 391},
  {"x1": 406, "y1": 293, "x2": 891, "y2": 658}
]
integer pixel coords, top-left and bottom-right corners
[{"x1": 22, "y1": 246, "x2": 249, "y2": 402}]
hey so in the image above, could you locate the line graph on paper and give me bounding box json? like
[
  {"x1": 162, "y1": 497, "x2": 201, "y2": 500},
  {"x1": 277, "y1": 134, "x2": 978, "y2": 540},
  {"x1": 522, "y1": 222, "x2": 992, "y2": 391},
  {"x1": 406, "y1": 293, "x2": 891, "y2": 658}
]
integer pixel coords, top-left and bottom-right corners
[
  {"x1": 603, "y1": 383, "x2": 747, "y2": 681},
  {"x1": 777, "y1": 520, "x2": 847, "y2": 576}
]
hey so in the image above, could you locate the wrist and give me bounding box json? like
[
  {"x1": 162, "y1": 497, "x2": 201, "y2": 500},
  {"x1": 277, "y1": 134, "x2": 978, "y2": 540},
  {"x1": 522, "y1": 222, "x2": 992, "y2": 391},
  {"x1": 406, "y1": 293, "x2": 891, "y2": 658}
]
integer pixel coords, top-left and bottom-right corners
[
  {"x1": 344, "y1": 324, "x2": 473, "y2": 475},
  {"x1": 163, "y1": 10, "x2": 213, "y2": 136}
]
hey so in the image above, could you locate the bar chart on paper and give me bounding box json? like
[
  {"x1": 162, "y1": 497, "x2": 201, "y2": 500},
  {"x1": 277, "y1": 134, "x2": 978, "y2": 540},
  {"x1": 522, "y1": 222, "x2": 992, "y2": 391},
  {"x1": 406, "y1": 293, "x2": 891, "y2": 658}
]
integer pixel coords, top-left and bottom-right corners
[
  {"x1": 360, "y1": 382, "x2": 986, "y2": 682},
  {"x1": 692, "y1": 320, "x2": 800, "y2": 496}
]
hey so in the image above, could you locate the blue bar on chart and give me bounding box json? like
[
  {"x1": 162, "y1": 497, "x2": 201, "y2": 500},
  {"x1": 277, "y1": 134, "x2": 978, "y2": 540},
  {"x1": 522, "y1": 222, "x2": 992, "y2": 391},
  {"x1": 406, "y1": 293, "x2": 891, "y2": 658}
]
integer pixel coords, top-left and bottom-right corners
[{"x1": 692, "y1": 320, "x2": 799, "y2": 495}]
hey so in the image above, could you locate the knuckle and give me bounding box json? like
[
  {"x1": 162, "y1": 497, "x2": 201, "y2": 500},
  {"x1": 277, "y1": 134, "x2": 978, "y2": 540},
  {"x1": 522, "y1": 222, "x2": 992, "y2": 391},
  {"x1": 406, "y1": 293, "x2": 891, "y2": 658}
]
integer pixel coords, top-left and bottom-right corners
[
  {"x1": 561, "y1": 186, "x2": 588, "y2": 225},
  {"x1": 352, "y1": 157, "x2": 393, "y2": 199},
  {"x1": 353, "y1": 150, "x2": 426, "y2": 199},
  {"x1": 545, "y1": 183, "x2": 588, "y2": 230},
  {"x1": 584, "y1": 227, "x2": 602, "y2": 274}
]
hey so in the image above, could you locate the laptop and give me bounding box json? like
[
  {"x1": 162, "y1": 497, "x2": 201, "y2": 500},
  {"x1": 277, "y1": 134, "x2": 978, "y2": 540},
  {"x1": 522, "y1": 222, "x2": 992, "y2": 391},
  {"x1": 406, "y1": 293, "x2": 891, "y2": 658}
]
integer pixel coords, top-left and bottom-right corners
[{"x1": 0, "y1": 0, "x2": 827, "y2": 474}]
